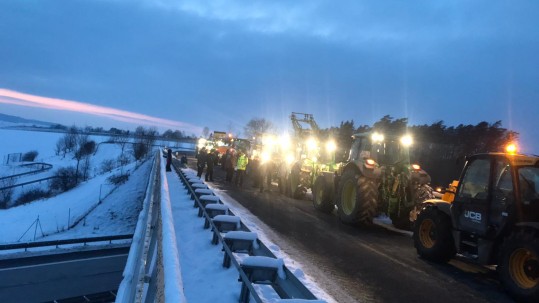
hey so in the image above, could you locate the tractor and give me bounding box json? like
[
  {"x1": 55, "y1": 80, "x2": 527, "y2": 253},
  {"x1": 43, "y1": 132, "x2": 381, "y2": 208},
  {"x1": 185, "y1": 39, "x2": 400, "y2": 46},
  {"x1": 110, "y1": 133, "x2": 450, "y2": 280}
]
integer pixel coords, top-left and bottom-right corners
[
  {"x1": 312, "y1": 131, "x2": 434, "y2": 228},
  {"x1": 413, "y1": 149, "x2": 539, "y2": 302},
  {"x1": 286, "y1": 113, "x2": 339, "y2": 199}
]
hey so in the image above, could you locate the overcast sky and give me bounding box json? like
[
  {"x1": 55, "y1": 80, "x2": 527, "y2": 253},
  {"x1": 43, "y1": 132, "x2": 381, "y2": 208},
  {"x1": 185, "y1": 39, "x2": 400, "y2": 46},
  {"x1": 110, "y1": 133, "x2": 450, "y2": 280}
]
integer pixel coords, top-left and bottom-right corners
[{"x1": 0, "y1": 0, "x2": 538, "y2": 151}]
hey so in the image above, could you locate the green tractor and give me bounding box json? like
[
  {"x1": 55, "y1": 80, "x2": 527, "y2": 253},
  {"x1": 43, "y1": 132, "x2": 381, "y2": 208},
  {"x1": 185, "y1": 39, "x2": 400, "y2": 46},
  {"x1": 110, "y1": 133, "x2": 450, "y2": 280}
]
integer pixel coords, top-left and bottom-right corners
[
  {"x1": 285, "y1": 113, "x2": 340, "y2": 199},
  {"x1": 312, "y1": 131, "x2": 434, "y2": 228}
]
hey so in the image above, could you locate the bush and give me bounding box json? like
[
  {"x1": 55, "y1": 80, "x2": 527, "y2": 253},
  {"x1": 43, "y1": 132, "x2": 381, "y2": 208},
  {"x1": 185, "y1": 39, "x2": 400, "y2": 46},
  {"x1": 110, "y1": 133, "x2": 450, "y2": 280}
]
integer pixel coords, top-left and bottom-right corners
[
  {"x1": 22, "y1": 150, "x2": 39, "y2": 162},
  {"x1": 133, "y1": 142, "x2": 148, "y2": 160},
  {"x1": 107, "y1": 172, "x2": 129, "y2": 185},
  {"x1": 0, "y1": 179, "x2": 15, "y2": 209},
  {"x1": 100, "y1": 159, "x2": 116, "y2": 174},
  {"x1": 50, "y1": 166, "x2": 79, "y2": 192},
  {"x1": 15, "y1": 188, "x2": 50, "y2": 206}
]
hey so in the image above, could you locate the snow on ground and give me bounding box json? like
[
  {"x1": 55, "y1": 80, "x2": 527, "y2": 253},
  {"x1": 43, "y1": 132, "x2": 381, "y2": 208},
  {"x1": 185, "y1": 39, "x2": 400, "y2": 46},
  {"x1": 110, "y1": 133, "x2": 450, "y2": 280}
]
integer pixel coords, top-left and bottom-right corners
[
  {"x1": 0, "y1": 128, "x2": 154, "y2": 243},
  {"x1": 165, "y1": 167, "x2": 336, "y2": 303},
  {"x1": 41, "y1": 159, "x2": 152, "y2": 240}
]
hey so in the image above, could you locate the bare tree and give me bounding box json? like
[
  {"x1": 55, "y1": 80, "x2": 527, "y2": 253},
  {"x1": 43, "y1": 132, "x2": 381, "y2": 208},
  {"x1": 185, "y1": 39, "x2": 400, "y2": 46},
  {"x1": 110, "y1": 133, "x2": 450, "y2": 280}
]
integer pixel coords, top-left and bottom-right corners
[{"x1": 243, "y1": 118, "x2": 273, "y2": 139}]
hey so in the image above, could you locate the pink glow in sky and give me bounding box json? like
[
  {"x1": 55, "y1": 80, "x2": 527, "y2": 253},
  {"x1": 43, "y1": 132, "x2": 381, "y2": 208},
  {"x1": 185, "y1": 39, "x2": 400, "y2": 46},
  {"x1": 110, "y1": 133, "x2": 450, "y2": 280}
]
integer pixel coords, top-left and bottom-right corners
[{"x1": 0, "y1": 89, "x2": 202, "y2": 133}]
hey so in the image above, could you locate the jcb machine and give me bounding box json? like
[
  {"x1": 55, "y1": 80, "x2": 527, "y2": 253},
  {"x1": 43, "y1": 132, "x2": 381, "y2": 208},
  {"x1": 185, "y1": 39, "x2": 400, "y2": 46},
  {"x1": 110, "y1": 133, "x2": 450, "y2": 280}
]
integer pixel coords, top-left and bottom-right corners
[
  {"x1": 413, "y1": 147, "x2": 539, "y2": 302},
  {"x1": 287, "y1": 112, "x2": 339, "y2": 199},
  {"x1": 313, "y1": 131, "x2": 433, "y2": 228}
]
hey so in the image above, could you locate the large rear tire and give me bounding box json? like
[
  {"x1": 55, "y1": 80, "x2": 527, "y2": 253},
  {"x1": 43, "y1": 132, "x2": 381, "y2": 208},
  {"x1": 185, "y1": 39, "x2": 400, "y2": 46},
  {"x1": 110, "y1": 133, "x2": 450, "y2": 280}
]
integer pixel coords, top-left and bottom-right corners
[
  {"x1": 413, "y1": 206, "x2": 456, "y2": 262},
  {"x1": 313, "y1": 176, "x2": 334, "y2": 213},
  {"x1": 498, "y1": 229, "x2": 539, "y2": 303},
  {"x1": 336, "y1": 170, "x2": 378, "y2": 225}
]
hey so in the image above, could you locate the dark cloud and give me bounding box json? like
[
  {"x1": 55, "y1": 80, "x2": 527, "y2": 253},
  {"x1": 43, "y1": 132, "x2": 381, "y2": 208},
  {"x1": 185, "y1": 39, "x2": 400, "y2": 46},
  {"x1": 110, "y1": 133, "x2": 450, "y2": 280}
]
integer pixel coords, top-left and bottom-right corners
[{"x1": 0, "y1": 0, "x2": 538, "y2": 150}]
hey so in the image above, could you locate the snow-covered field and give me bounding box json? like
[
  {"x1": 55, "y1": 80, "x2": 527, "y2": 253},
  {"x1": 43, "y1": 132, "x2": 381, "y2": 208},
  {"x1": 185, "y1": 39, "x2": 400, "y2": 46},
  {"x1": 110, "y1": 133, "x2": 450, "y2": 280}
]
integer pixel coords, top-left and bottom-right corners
[{"x1": 0, "y1": 128, "x2": 150, "y2": 243}]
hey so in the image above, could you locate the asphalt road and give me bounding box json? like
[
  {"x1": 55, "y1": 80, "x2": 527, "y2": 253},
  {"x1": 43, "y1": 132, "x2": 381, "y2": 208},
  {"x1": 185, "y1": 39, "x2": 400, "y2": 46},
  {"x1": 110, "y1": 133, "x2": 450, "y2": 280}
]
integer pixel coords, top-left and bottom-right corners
[
  {"x1": 0, "y1": 246, "x2": 129, "y2": 303},
  {"x1": 187, "y1": 159, "x2": 515, "y2": 303}
]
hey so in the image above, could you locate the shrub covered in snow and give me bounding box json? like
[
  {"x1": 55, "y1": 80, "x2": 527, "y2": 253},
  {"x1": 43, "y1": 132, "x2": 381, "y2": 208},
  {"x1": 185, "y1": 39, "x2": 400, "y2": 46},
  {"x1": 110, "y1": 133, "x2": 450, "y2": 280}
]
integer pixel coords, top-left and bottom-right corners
[
  {"x1": 50, "y1": 166, "x2": 79, "y2": 192},
  {"x1": 22, "y1": 150, "x2": 39, "y2": 162},
  {"x1": 16, "y1": 188, "x2": 50, "y2": 206}
]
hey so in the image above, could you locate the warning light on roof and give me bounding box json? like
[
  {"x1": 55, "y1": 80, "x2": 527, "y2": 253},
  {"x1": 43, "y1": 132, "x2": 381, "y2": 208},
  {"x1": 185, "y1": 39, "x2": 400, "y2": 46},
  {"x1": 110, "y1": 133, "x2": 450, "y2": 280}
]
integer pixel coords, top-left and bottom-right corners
[{"x1": 506, "y1": 143, "x2": 517, "y2": 154}]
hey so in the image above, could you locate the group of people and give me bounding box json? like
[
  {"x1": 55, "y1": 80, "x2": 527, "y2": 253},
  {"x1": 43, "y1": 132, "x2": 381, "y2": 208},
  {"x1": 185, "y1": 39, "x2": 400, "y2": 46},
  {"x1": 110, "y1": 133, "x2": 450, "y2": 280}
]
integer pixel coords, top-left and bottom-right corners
[
  {"x1": 196, "y1": 147, "x2": 250, "y2": 188},
  {"x1": 165, "y1": 148, "x2": 188, "y2": 172}
]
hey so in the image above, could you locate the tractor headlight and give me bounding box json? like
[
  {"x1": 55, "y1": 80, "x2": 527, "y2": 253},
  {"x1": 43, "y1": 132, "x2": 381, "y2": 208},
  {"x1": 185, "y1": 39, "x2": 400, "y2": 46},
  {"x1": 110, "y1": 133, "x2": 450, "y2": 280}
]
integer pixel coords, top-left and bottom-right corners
[
  {"x1": 286, "y1": 154, "x2": 295, "y2": 164},
  {"x1": 326, "y1": 140, "x2": 337, "y2": 153},
  {"x1": 400, "y1": 135, "x2": 413, "y2": 146},
  {"x1": 412, "y1": 164, "x2": 421, "y2": 170},
  {"x1": 372, "y1": 132, "x2": 384, "y2": 143},
  {"x1": 306, "y1": 137, "x2": 318, "y2": 151},
  {"x1": 261, "y1": 151, "x2": 271, "y2": 164}
]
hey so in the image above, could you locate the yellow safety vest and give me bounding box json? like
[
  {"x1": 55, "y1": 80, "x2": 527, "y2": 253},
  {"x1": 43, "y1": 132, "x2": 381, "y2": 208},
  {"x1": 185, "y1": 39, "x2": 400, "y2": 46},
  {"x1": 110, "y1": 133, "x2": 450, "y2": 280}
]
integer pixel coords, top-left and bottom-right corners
[{"x1": 237, "y1": 155, "x2": 248, "y2": 170}]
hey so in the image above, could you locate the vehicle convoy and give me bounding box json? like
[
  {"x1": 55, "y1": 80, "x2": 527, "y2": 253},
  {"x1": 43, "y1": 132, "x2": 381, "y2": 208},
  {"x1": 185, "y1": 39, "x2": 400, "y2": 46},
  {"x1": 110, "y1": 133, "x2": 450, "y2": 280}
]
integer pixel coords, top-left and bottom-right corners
[
  {"x1": 413, "y1": 147, "x2": 539, "y2": 302},
  {"x1": 312, "y1": 130, "x2": 434, "y2": 228}
]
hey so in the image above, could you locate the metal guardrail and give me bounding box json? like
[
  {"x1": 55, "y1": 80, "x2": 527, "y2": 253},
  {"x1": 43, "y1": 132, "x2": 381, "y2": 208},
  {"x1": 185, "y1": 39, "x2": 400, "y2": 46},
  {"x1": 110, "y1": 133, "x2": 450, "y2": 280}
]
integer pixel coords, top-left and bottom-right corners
[
  {"x1": 0, "y1": 162, "x2": 53, "y2": 181},
  {"x1": 0, "y1": 234, "x2": 133, "y2": 251},
  {"x1": 116, "y1": 153, "x2": 161, "y2": 303},
  {"x1": 175, "y1": 161, "x2": 319, "y2": 302},
  {"x1": 0, "y1": 176, "x2": 58, "y2": 190}
]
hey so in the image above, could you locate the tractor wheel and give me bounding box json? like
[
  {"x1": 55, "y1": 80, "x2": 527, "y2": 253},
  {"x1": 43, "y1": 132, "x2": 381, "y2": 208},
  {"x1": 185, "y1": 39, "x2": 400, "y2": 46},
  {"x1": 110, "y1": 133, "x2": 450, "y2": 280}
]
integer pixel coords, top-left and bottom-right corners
[
  {"x1": 498, "y1": 229, "x2": 539, "y2": 303},
  {"x1": 287, "y1": 170, "x2": 305, "y2": 199},
  {"x1": 393, "y1": 184, "x2": 435, "y2": 230},
  {"x1": 336, "y1": 170, "x2": 378, "y2": 225},
  {"x1": 413, "y1": 206, "x2": 455, "y2": 262},
  {"x1": 313, "y1": 176, "x2": 334, "y2": 213}
]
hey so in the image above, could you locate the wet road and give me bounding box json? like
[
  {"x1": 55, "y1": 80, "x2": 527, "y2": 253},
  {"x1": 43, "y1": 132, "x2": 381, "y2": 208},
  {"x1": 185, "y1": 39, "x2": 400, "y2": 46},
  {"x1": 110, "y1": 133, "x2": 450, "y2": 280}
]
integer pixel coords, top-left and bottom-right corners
[{"x1": 188, "y1": 160, "x2": 514, "y2": 303}]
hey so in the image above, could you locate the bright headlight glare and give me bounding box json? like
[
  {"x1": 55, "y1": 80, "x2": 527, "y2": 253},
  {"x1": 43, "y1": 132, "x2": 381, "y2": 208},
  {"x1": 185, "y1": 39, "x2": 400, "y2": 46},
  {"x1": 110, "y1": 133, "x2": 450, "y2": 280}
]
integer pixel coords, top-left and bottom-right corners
[
  {"x1": 286, "y1": 154, "x2": 295, "y2": 164},
  {"x1": 400, "y1": 135, "x2": 413, "y2": 146},
  {"x1": 261, "y1": 151, "x2": 271, "y2": 163},
  {"x1": 326, "y1": 140, "x2": 337, "y2": 152},
  {"x1": 371, "y1": 132, "x2": 384, "y2": 142},
  {"x1": 198, "y1": 138, "x2": 207, "y2": 144},
  {"x1": 306, "y1": 138, "x2": 317, "y2": 150}
]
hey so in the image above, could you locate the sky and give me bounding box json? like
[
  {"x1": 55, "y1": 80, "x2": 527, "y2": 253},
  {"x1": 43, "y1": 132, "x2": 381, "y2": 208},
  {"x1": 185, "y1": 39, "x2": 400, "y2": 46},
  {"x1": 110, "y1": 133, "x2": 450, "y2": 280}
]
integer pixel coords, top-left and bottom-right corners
[{"x1": 0, "y1": 0, "x2": 538, "y2": 151}]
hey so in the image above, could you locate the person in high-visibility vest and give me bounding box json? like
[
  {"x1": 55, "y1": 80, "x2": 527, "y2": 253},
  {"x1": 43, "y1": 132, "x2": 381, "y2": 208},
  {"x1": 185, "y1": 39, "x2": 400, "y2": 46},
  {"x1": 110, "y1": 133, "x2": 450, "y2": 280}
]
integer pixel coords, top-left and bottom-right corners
[{"x1": 234, "y1": 151, "x2": 249, "y2": 188}]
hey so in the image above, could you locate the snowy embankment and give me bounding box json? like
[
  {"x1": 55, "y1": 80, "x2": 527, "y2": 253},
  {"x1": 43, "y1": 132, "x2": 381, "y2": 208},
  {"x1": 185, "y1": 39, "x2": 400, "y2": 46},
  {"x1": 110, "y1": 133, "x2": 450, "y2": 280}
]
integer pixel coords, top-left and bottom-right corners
[
  {"x1": 163, "y1": 167, "x2": 336, "y2": 303},
  {"x1": 0, "y1": 128, "x2": 153, "y2": 243}
]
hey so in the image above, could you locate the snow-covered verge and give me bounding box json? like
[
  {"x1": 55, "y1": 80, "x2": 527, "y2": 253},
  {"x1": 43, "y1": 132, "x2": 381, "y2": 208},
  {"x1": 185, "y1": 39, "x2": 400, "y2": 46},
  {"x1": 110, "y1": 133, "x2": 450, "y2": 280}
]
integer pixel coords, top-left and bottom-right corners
[
  {"x1": 0, "y1": 128, "x2": 153, "y2": 243},
  {"x1": 164, "y1": 167, "x2": 336, "y2": 303}
]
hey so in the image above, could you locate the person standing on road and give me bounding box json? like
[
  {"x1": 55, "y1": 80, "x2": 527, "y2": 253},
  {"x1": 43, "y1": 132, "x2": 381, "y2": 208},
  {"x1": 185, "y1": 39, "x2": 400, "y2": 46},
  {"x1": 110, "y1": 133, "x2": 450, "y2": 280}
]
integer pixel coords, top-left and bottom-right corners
[
  {"x1": 196, "y1": 147, "x2": 207, "y2": 177},
  {"x1": 180, "y1": 154, "x2": 188, "y2": 168},
  {"x1": 225, "y1": 149, "x2": 236, "y2": 182},
  {"x1": 205, "y1": 149, "x2": 216, "y2": 182},
  {"x1": 234, "y1": 151, "x2": 249, "y2": 188},
  {"x1": 166, "y1": 148, "x2": 172, "y2": 172}
]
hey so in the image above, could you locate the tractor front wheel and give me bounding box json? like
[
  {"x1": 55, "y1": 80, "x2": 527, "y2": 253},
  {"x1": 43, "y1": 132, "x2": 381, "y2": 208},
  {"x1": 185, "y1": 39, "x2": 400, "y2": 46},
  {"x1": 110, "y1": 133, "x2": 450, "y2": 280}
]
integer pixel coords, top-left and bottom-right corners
[
  {"x1": 413, "y1": 206, "x2": 455, "y2": 262},
  {"x1": 498, "y1": 229, "x2": 539, "y2": 303},
  {"x1": 313, "y1": 176, "x2": 334, "y2": 213}
]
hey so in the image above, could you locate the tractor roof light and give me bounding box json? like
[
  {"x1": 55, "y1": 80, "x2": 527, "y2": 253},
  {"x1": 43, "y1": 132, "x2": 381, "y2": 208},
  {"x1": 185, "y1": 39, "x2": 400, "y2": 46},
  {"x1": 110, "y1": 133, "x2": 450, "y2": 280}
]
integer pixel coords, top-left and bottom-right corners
[
  {"x1": 412, "y1": 164, "x2": 421, "y2": 170},
  {"x1": 326, "y1": 140, "x2": 337, "y2": 153},
  {"x1": 279, "y1": 135, "x2": 291, "y2": 151},
  {"x1": 198, "y1": 138, "x2": 207, "y2": 145},
  {"x1": 506, "y1": 143, "x2": 517, "y2": 154},
  {"x1": 400, "y1": 135, "x2": 413, "y2": 147},
  {"x1": 372, "y1": 132, "x2": 385, "y2": 143}
]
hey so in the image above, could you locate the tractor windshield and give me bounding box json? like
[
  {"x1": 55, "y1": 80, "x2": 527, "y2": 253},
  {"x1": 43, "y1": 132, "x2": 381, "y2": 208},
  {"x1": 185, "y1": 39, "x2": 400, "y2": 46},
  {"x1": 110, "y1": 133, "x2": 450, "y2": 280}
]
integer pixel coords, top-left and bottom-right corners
[{"x1": 518, "y1": 166, "x2": 539, "y2": 204}]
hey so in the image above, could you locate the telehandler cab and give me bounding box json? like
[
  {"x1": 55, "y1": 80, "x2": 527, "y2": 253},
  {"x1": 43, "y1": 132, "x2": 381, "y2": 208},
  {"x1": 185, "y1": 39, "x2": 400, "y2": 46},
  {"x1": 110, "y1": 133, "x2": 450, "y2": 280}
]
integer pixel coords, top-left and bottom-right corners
[{"x1": 413, "y1": 149, "x2": 539, "y2": 302}]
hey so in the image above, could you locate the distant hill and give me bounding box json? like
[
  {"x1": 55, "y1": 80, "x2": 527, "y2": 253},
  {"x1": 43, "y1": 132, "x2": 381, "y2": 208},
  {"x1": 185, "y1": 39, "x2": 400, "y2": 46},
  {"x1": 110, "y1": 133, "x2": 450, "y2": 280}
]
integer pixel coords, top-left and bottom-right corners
[{"x1": 0, "y1": 113, "x2": 56, "y2": 127}]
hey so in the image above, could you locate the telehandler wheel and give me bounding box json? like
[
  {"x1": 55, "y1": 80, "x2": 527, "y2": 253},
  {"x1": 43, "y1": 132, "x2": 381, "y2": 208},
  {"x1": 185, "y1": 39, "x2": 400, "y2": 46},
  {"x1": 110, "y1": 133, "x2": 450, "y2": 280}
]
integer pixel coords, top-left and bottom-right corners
[
  {"x1": 336, "y1": 170, "x2": 378, "y2": 225},
  {"x1": 313, "y1": 176, "x2": 334, "y2": 213},
  {"x1": 413, "y1": 206, "x2": 455, "y2": 262},
  {"x1": 498, "y1": 229, "x2": 539, "y2": 303}
]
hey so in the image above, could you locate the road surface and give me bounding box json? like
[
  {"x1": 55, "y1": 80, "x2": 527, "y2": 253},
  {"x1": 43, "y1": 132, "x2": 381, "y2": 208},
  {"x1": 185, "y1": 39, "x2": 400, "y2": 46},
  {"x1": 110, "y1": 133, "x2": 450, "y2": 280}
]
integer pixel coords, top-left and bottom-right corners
[{"x1": 186, "y1": 158, "x2": 514, "y2": 303}]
